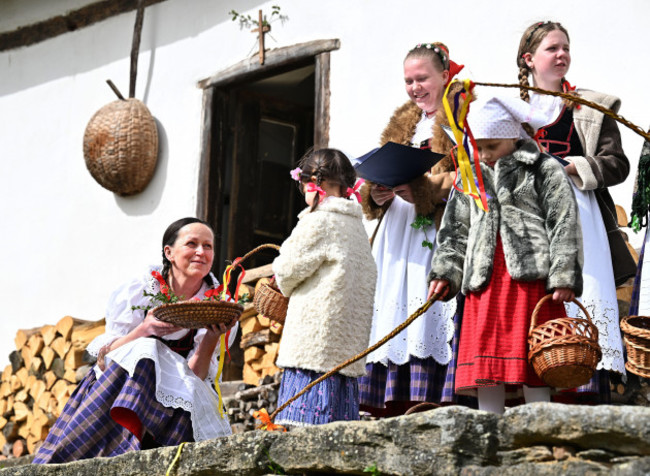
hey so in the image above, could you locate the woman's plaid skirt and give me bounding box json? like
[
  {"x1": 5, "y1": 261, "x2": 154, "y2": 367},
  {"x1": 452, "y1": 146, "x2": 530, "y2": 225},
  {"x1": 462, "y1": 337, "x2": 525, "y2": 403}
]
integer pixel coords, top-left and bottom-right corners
[{"x1": 33, "y1": 358, "x2": 193, "y2": 464}]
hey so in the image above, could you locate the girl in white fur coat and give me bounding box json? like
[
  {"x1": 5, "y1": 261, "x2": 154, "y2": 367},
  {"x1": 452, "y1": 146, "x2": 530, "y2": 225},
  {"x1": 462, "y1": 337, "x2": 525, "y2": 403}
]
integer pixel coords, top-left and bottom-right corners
[{"x1": 272, "y1": 149, "x2": 377, "y2": 426}]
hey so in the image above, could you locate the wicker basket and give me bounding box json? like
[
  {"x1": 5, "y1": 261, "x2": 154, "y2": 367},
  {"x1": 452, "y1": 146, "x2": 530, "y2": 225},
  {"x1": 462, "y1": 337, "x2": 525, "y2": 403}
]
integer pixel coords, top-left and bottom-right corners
[
  {"x1": 253, "y1": 277, "x2": 289, "y2": 324},
  {"x1": 153, "y1": 300, "x2": 243, "y2": 329},
  {"x1": 620, "y1": 316, "x2": 650, "y2": 378},
  {"x1": 83, "y1": 98, "x2": 159, "y2": 196},
  {"x1": 236, "y1": 244, "x2": 289, "y2": 324},
  {"x1": 528, "y1": 295, "x2": 601, "y2": 388}
]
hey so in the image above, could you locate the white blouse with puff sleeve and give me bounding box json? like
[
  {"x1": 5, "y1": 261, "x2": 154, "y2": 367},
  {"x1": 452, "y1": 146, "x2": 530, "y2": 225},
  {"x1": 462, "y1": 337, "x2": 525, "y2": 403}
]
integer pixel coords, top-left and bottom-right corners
[{"x1": 85, "y1": 265, "x2": 237, "y2": 441}]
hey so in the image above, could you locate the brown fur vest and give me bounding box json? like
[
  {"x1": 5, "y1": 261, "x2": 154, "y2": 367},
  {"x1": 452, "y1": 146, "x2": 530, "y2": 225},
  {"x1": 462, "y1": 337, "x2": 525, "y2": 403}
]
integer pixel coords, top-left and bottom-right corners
[{"x1": 360, "y1": 82, "x2": 461, "y2": 228}]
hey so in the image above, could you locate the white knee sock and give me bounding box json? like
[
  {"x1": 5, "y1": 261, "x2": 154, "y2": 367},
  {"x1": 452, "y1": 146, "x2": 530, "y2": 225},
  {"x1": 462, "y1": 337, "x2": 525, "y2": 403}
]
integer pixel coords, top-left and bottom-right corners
[
  {"x1": 523, "y1": 385, "x2": 551, "y2": 403},
  {"x1": 477, "y1": 384, "x2": 505, "y2": 414}
]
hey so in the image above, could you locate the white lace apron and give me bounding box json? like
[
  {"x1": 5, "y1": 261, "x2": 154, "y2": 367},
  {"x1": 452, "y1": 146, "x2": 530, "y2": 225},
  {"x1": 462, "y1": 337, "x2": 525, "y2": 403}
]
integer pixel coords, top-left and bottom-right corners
[
  {"x1": 366, "y1": 197, "x2": 456, "y2": 366},
  {"x1": 564, "y1": 184, "x2": 626, "y2": 373}
]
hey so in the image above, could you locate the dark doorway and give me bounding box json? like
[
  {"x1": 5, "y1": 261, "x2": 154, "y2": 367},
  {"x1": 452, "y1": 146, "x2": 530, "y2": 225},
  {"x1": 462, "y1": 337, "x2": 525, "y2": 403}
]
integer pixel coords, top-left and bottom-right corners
[{"x1": 214, "y1": 63, "x2": 315, "y2": 272}]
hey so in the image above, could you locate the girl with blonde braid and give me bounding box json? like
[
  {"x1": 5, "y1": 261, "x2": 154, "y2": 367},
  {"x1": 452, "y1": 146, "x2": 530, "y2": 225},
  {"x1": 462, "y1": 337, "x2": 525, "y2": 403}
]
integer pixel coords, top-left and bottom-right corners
[{"x1": 517, "y1": 20, "x2": 633, "y2": 399}]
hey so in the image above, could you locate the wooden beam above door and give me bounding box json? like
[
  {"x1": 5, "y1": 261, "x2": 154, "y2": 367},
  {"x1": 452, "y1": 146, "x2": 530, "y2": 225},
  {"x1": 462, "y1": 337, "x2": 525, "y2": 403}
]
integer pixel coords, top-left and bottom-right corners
[{"x1": 197, "y1": 39, "x2": 340, "y2": 90}]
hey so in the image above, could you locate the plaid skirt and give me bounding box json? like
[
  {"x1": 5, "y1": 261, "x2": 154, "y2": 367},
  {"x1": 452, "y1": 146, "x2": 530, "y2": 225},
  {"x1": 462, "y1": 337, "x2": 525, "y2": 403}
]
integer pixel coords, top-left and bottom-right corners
[
  {"x1": 359, "y1": 293, "x2": 476, "y2": 416},
  {"x1": 33, "y1": 358, "x2": 193, "y2": 464},
  {"x1": 275, "y1": 368, "x2": 359, "y2": 426}
]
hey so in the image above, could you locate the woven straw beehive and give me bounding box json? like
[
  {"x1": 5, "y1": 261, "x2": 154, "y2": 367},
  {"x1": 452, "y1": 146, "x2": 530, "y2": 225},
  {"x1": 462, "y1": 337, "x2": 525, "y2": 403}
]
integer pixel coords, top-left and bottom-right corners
[{"x1": 83, "y1": 98, "x2": 158, "y2": 196}]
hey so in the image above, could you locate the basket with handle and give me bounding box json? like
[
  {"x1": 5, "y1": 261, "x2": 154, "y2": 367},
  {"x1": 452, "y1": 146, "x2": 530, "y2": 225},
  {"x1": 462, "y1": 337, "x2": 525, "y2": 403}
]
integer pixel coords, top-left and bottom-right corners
[
  {"x1": 235, "y1": 244, "x2": 289, "y2": 324},
  {"x1": 527, "y1": 294, "x2": 601, "y2": 388},
  {"x1": 620, "y1": 315, "x2": 650, "y2": 378}
]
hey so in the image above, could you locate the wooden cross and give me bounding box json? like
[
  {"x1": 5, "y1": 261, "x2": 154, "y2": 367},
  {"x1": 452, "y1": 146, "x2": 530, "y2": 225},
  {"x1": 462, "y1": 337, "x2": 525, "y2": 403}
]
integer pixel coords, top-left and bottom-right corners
[{"x1": 251, "y1": 9, "x2": 270, "y2": 65}]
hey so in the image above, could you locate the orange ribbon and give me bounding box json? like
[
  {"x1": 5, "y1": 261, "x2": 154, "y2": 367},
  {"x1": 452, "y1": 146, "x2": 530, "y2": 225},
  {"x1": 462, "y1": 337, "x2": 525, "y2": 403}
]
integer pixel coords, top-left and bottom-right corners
[{"x1": 253, "y1": 408, "x2": 286, "y2": 432}]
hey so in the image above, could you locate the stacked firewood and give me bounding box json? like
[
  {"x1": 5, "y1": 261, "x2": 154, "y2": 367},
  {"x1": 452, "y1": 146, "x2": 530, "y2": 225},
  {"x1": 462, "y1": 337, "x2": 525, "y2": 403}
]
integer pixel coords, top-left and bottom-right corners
[
  {"x1": 225, "y1": 374, "x2": 282, "y2": 433},
  {"x1": 0, "y1": 316, "x2": 104, "y2": 459},
  {"x1": 240, "y1": 277, "x2": 284, "y2": 386}
]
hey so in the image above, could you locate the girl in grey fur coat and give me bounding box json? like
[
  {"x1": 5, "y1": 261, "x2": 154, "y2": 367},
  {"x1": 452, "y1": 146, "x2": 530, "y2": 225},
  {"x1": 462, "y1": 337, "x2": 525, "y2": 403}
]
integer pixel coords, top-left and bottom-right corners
[{"x1": 427, "y1": 95, "x2": 583, "y2": 414}]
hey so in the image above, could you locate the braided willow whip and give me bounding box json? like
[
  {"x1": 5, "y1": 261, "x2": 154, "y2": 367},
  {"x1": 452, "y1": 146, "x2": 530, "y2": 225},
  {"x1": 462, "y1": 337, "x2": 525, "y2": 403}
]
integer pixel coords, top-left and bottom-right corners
[
  {"x1": 269, "y1": 292, "x2": 443, "y2": 421},
  {"x1": 473, "y1": 82, "x2": 650, "y2": 142}
]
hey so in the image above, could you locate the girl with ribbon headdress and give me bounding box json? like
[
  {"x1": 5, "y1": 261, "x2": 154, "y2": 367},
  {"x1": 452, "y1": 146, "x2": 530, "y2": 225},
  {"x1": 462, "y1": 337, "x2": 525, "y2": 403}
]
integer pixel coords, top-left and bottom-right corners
[
  {"x1": 273, "y1": 148, "x2": 376, "y2": 426},
  {"x1": 517, "y1": 21, "x2": 632, "y2": 401},
  {"x1": 358, "y1": 43, "x2": 468, "y2": 416}
]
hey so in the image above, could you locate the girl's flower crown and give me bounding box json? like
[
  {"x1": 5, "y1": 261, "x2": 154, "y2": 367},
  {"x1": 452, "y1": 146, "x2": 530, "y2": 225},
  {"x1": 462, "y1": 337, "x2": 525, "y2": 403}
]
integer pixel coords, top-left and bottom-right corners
[
  {"x1": 411, "y1": 43, "x2": 448, "y2": 69},
  {"x1": 410, "y1": 43, "x2": 464, "y2": 87}
]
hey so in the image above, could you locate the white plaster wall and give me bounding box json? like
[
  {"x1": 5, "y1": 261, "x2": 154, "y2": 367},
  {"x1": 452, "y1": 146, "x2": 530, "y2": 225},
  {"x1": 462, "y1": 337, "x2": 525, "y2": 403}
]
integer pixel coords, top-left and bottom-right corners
[{"x1": 0, "y1": 0, "x2": 648, "y2": 364}]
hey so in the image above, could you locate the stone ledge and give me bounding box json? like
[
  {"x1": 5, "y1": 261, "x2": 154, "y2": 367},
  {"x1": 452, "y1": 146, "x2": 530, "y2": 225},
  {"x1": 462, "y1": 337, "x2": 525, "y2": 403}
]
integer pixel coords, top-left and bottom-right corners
[{"x1": 2, "y1": 404, "x2": 649, "y2": 475}]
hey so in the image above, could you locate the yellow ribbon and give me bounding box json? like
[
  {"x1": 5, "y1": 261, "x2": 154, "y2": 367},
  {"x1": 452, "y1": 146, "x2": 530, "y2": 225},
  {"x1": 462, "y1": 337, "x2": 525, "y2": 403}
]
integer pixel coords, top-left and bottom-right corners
[
  {"x1": 165, "y1": 442, "x2": 187, "y2": 476},
  {"x1": 442, "y1": 79, "x2": 489, "y2": 212},
  {"x1": 214, "y1": 333, "x2": 226, "y2": 418}
]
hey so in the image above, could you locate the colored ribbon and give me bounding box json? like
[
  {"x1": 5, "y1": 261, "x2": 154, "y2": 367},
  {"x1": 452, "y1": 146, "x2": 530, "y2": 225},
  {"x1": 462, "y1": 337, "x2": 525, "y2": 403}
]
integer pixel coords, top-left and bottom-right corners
[
  {"x1": 442, "y1": 79, "x2": 489, "y2": 212},
  {"x1": 211, "y1": 259, "x2": 247, "y2": 416},
  {"x1": 253, "y1": 408, "x2": 286, "y2": 432},
  {"x1": 446, "y1": 60, "x2": 464, "y2": 86},
  {"x1": 304, "y1": 182, "x2": 326, "y2": 201},
  {"x1": 151, "y1": 270, "x2": 171, "y2": 299},
  {"x1": 214, "y1": 333, "x2": 226, "y2": 418},
  {"x1": 346, "y1": 178, "x2": 365, "y2": 202}
]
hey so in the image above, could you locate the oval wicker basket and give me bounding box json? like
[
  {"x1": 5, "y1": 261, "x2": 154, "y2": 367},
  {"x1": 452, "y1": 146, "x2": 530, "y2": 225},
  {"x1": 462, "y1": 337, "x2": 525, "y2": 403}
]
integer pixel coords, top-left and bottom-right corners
[
  {"x1": 236, "y1": 244, "x2": 289, "y2": 324},
  {"x1": 253, "y1": 277, "x2": 289, "y2": 324},
  {"x1": 153, "y1": 300, "x2": 243, "y2": 329},
  {"x1": 83, "y1": 98, "x2": 159, "y2": 196},
  {"x1": 620, "y1": 315, "x2": 650, "y2": 378},
  {"x1": 528, "y1": 295, "x2": 601, "y2": 388}
]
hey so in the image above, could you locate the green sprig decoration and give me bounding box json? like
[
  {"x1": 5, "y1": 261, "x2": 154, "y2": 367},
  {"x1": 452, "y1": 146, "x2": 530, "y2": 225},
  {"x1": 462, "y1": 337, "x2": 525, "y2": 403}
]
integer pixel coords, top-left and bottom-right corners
[
  {"x1": 629, "y1": 145, "x2": 650, "y2": 233},
  {"x1": 131, "y1": 290, "x2": 180, "y2": 312},
  {"x1": 229, "y1": 5, "x2": 285, "y2": 29},
  {"x1": 411, "y1": 214, "x2": 434, "y2": 249}
]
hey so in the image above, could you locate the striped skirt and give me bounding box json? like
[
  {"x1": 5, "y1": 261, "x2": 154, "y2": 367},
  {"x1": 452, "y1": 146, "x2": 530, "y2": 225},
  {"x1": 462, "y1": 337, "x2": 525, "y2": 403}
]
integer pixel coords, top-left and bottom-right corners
[
  {"x1": 33, "y1": 358, "x2": 193, "y2": 464},
  {"x1": 275, "y1": 368, "x2": 359, "y2": 426}
]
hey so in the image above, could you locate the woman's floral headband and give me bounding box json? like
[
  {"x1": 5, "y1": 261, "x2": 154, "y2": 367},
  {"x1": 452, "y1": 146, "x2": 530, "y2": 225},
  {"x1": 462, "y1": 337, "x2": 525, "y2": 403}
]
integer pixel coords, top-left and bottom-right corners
[
  {"x1": 411, "y1": 43, "x2": 464, "y2": 86},
  {"x1": 412, "y1": 43, "x2": 448, "y2": 69}
]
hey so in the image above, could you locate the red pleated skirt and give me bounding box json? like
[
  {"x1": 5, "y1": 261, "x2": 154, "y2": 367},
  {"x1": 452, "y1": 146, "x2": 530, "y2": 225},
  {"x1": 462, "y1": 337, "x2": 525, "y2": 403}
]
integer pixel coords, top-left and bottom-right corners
[{"x1": 455, "y1": 236, "x2": 567, "y2": 392}]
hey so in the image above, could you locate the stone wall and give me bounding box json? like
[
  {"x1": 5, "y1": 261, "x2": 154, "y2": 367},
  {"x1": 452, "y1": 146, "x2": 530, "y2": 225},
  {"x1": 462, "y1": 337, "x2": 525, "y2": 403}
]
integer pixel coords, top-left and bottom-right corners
[{"x1": 3, "y1": 403, "x2": 650, "y2": 475}]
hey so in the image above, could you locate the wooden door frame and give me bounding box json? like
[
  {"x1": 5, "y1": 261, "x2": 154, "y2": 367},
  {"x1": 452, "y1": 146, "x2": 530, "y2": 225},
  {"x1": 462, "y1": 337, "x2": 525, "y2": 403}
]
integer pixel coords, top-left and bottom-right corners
[{"x1": 195, "y1": 38, "x2": 340, "y2": 220}]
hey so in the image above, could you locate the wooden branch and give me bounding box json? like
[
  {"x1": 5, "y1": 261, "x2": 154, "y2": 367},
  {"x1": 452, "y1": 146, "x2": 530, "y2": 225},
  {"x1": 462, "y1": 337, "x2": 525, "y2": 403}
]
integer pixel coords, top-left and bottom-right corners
[
  {"x1": 106, "y1": 79, "x2": 125, "y2": 100},
  {"x1": 129, "y1": 0, "x2": 145, "y2": 98},
  {"x1": 70, "y1": 319, "x2": 105, "y2": 348},
  {"x1": 197, "y1": 39, "x2": 340, "y2": 90},
  {"x1": 314, "y1": 52, "x2": 331, "y2": 149},
  {"x1": 239, "y1": 329, "x2": 280, "y2": 349},
  {"x1": 0, "y1": 0, "x2": 168, "y2": 53},
  {"x1": 241, "y1": 264, "x2": 274, "y2": 284}
]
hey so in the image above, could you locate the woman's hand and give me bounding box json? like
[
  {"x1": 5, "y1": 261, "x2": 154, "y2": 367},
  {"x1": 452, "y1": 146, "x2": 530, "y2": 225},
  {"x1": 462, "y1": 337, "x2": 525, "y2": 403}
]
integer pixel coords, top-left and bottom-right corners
[
  {"x1": 189, "y1": 316, "x2": 239, "y2": 380},
  {"x1": 552, "y1": 287, "x2": 575, "y2": 303},
  {"x1": 139, "y1": 310, "x2": 184, "y2": 337},
  {"x1": 392, "y1": 183, "x2": 414, "y2": 203},
  {"x1": 202, "y1": 317, "x2": 237, "y2": 342},
  {"x1": 427, "y1": 279, "x2": 449, "y2": 300},
  {"x1": 370, "y1": 184, "x2": 395, "y2": 206}
]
